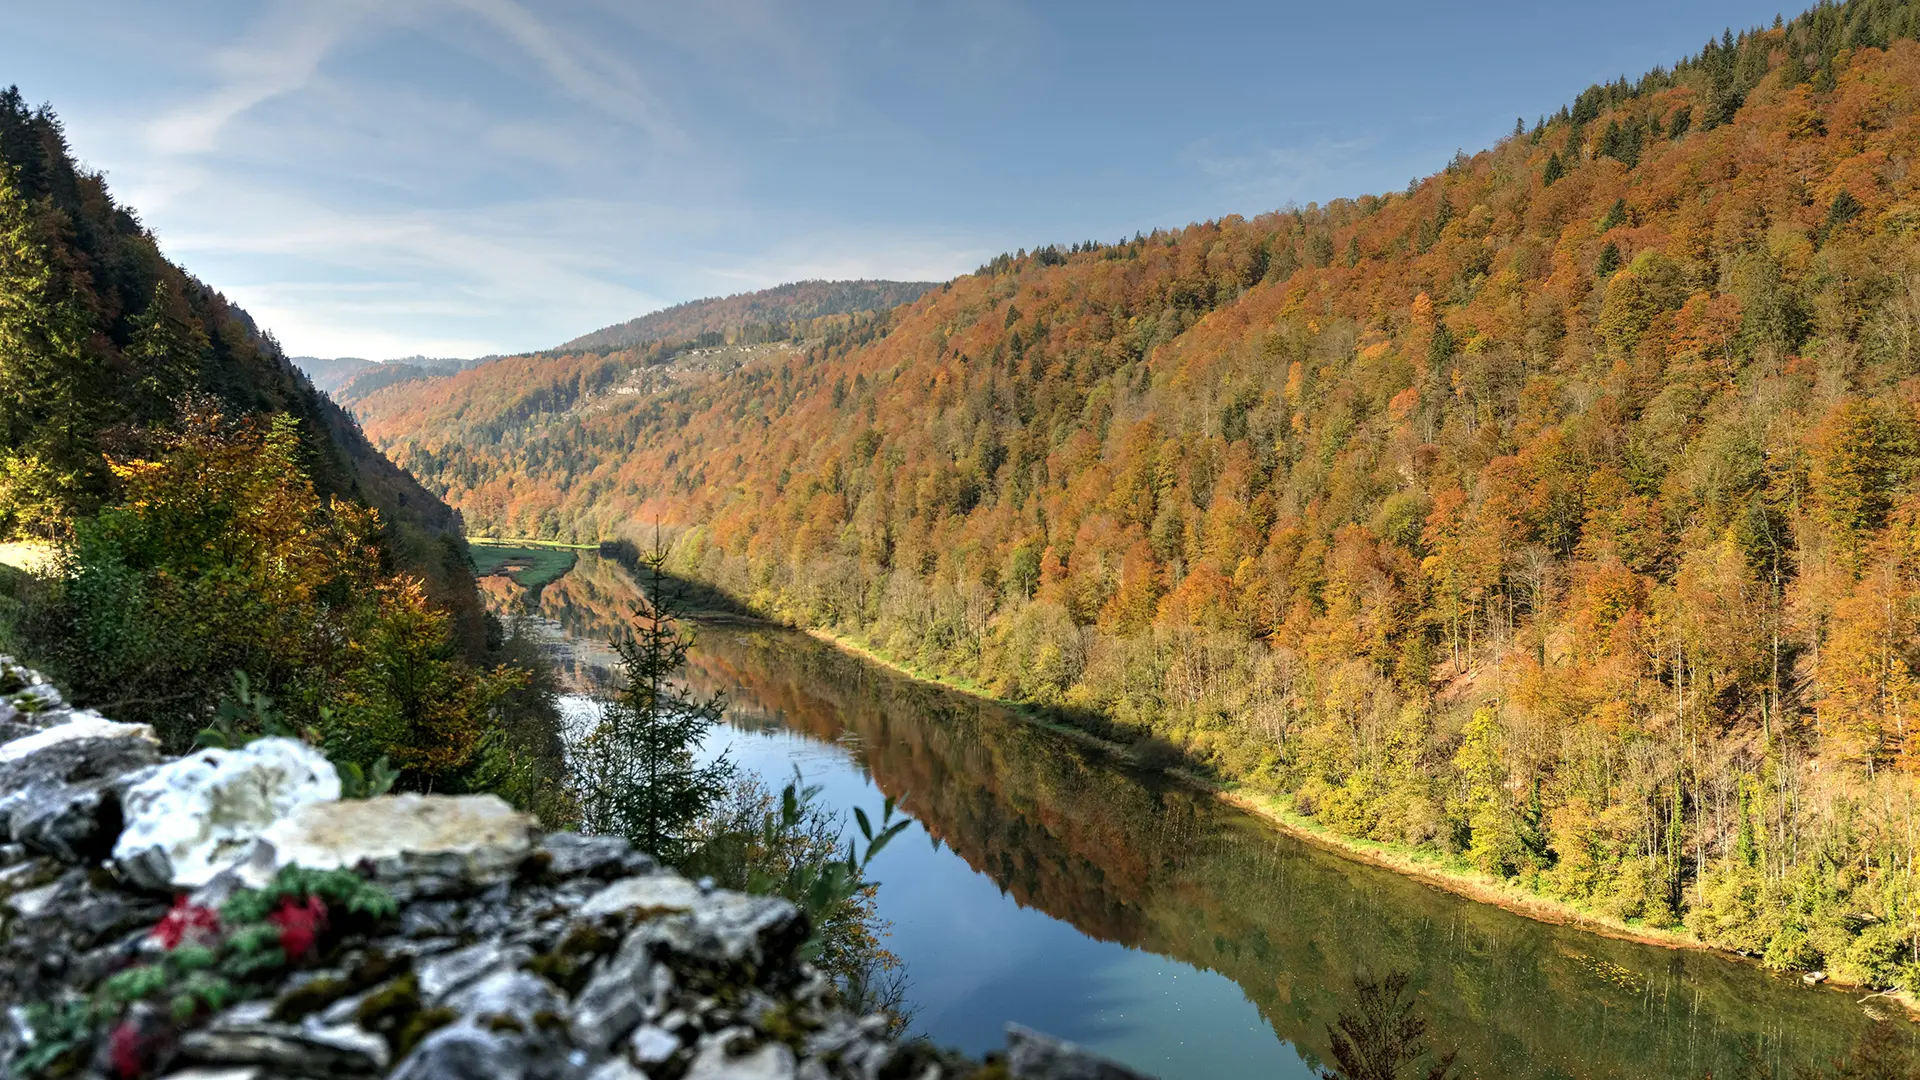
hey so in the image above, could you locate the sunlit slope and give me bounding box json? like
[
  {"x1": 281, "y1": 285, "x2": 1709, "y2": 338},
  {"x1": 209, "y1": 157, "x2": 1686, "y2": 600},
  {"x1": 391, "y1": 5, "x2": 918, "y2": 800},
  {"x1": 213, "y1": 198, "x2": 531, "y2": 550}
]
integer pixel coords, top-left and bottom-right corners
[{"x1": 364, "y1": 6, "x2": 1920, "y2": 989}]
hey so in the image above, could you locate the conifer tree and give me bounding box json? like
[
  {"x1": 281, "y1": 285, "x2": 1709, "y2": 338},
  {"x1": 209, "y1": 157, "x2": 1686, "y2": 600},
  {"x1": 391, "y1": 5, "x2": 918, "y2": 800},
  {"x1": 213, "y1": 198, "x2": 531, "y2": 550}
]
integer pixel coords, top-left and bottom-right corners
[{"x1": 577, "y1": 536, "x2": 733, "y2": 861}]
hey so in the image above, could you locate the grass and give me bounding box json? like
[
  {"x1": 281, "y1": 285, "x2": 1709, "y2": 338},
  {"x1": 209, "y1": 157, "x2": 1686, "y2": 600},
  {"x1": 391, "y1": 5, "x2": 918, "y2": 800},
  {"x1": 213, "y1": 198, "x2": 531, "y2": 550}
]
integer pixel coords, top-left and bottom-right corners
[
  {"x1": 0, "y1": 541, "x2": 58, "y2": 574},
  {"x1": 468, "y1": 541, "x2": 579, "y2": 589},
  {"x1": 465, "y1": 536, "x2": 599, "y2": 550}
]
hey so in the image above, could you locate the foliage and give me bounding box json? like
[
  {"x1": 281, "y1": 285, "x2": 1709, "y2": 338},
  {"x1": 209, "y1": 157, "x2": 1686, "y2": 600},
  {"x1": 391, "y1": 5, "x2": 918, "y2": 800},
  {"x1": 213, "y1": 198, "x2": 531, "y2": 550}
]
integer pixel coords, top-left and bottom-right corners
[
  {"x1": 20, "y1": 407, "x2": 523, "y2": 793},
  {"x1": 574, "y1": 537, "x2": 734, "y2": 862},
  {"x1": 688, "y1": 772, "x2": 911, "y2": 1022},
  {"x1": 0, "y1": 89, "x2": 475, "y2": 614},
  {"x1": 559, "y1": 279, "x2": 936, "y2": 354},
  {"x1": 469, "y1": 542, "x2": 579, "y2": 589},
  {"x1": 353, "y1": 1, "x2": 1920, "y2": 985},
  {"x1": 17, "y1": 870, "x2": 396, "y2": 1079}
]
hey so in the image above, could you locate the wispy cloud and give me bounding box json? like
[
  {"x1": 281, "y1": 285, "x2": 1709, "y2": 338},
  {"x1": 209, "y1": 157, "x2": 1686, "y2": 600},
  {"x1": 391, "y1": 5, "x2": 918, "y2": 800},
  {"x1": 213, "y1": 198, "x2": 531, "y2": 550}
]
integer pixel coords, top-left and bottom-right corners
[
  {"x1": 447, "y1": 0, "x2": 685, "y2": 145},
  {"x1": 144, "y1": 1, "x2": 384, "y2": 155}
]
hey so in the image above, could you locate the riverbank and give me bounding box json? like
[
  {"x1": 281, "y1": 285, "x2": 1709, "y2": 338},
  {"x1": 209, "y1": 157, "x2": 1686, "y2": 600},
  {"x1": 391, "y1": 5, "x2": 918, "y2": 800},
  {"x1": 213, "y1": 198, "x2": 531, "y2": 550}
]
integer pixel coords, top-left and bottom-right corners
[
  {"x1": 786, "y1": 623, "x2": 1916, "y2": 1012},
  {"x1": 799, "y1": 628, "x2": 1160, "y2": 765}
]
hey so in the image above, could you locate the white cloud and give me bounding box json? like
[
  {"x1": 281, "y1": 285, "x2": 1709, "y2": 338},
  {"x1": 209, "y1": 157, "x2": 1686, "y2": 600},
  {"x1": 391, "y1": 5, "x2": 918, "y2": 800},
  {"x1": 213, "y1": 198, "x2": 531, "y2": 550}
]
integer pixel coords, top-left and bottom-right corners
[
  {"x1": 145, "y1": 1, "x2": 385, "y2": 155},
  {"x1": 23, "y1": 1, "x2": 1000, "y2": 358}
]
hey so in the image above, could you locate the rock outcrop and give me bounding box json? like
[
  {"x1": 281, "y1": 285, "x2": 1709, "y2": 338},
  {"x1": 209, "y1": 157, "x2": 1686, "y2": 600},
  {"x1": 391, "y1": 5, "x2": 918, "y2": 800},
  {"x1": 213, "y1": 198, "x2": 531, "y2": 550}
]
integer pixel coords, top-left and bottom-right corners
[
  {"x1": 115, "y1": 738, "x2": 342, "y2": 890},
  {"x1": 0, "y1": 657, "x2": 1154, "y2": 1080}
]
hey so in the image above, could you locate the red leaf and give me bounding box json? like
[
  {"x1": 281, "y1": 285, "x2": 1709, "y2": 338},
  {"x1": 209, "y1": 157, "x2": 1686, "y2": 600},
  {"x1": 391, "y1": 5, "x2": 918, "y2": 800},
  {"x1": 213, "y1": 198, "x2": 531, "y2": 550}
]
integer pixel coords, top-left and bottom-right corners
[
  {"x1": 268, "y1": 895, "x2": 329, "y2": 962},
  {"x1": 151, "y1": 897, "x2": 221, "y2": 950},
  {"x1": 109, "y1": 1020, "x2": 143, "y2": 1079}
]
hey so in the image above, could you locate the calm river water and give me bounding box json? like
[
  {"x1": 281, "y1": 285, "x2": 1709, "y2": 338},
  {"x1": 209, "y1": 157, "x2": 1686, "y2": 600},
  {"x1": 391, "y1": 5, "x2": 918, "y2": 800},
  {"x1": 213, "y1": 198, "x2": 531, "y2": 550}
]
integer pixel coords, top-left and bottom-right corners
[{"x1": 489, "y1": 552, "x2": 1908, "y2": 1079}]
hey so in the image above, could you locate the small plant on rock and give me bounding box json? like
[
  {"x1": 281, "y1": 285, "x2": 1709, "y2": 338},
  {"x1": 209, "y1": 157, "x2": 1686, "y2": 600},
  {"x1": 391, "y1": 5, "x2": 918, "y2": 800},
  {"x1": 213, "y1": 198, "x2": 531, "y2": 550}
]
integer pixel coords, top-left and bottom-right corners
[{"x1": 16, "y1": 867, "x2": 396, "y2": 1079}]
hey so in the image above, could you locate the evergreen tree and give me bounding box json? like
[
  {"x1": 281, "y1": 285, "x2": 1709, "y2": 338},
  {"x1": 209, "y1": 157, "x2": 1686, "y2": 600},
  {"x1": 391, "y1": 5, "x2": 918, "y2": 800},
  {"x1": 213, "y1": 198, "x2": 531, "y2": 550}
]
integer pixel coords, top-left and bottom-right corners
[
  {"x1": 0, "y1": 162, "x2": 101, "y2": 534},
  {"x1": 577, "y1": 536, "x2": 733, "y2": 862},
  {"x1": 1542, "y1": 152, "x2": 1566, "y2": 186},
  {"x1": 126, "y1": 276, "x2": 209, "y2": 423},
  {"x1": 1595, "y1": 241, "x2": 1622, "y2": 279},
  {"x1": 1667, "y1": 105, "x2": 1692, "y2": 139}
]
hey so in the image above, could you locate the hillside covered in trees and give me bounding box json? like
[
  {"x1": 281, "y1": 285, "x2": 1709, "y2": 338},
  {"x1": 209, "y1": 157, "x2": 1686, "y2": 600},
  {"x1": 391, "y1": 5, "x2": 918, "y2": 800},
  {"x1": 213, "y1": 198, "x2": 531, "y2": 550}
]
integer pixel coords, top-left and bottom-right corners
[
  {"x1": 357, "y1": 0, "x2": 1920, "y2": 988},
  {"x1": 0, "y1": 86, "x2": 570, "y2": 813},
  {"x1": 557, "y1": 278, "x2": 936, "y2": 353},
  {"x1": 292, "y1": 354, "x2": 482, "y2": 398}
]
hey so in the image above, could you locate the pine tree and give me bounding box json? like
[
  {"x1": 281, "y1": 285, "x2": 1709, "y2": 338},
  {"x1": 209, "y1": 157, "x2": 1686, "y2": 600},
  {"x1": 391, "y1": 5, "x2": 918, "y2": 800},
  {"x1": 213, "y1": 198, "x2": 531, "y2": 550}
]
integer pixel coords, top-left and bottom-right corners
[
  {"x1": 1319, "y1": 971, "x2": 1457, "y2": 1080},
  {"x1": 126, "y1": 276, "x2": 209, "y2": 423},
  {"x1": 1542, "y1": 152, "x2": 1566, "y2": 187},
  {"x1": 1595, "y1": 241, "x2": 1622, "y2": 279},
  {"x1": 0, "y1": 162, "x2": 100, "y2": 534},
  {"x1": 576, "y1": 536, "x2": 734, "y2": 862}
]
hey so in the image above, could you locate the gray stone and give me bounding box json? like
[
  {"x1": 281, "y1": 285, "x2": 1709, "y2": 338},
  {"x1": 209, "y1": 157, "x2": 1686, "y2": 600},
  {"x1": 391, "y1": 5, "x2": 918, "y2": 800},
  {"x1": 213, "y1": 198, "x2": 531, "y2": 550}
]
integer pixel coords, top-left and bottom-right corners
[
  {"x1": 688, "y1": 890, "x2": 808, "y2": 970},
  {"x1": 0, "y1": 730, "x2": 162, "y2": 863},
  {"x1": 417, "y1": 937, "x2": 532, "y2": 1002},
  {"x1": 538, "y1": 832, "x2": 656, "y2": 880},
  {"x1": 443, "y1": 968, "x2": 565, "y2": 1025},
  {"x1": 628, "y1": 1023, "x2": 681, "y2": 1065},
  {"x1": 576, "y1": 872, "x2": 702, "y2": 920},
  {"x1": 584, "y1": 1059, "x2": 650, "y2": 1080},
  {"x1": 388, "y1": 1023, "x2": 530, "y2": 1080},
  {"x1": 1006, "y1": 1024, "x2": 1154, "y2": 1080},
  {"x1": 0, "y1": 711, "x2": 153, "y2": 763},
  {"x1": 568, "y1": 935, "x2": 657, "y2": 1049},
  {"x1": 177, "y1": 1019, "x2": 389, "y2": 1076},
  {"x1": 686, "y1": 1029, "x2": 796, "y2": 1080},
  {"x1": 253, "y1": 794, "x2": 537, "y2": 897}
]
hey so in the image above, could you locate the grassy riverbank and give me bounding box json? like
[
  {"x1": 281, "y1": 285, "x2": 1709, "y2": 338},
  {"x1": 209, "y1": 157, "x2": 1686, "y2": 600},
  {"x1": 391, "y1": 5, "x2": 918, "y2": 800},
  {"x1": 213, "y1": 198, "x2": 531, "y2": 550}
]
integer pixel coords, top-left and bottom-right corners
[{"x1": 469, "y1": 539, "x2": 585, "y2": 588}]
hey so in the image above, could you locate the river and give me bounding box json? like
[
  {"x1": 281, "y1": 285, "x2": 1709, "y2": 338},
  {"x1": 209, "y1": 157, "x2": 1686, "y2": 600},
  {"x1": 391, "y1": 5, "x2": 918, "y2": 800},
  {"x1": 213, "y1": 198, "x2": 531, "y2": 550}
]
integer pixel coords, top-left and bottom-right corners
[{"x1": 483, "y1": 551, "x2": 1909, "y2": 1079}]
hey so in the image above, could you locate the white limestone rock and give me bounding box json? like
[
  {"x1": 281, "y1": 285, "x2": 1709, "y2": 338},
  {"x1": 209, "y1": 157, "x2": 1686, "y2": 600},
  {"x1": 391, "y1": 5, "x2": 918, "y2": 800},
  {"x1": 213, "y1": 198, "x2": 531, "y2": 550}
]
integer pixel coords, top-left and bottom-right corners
[
  {"x1": 0, "y1": 711, "x2": 155, "y2": 765},
  {"x1": 113, "y1": 738, "x2": 341, "y2": 890},
  {"x1": 249, "y1": 793, "x2": 538, "y2": 896},
  {"x1": 577, "y1": 872, "x2": 702, "y2": 920},
  {"x1": 686, "y1": 1031, "x2": 797, "y2": 1080}
]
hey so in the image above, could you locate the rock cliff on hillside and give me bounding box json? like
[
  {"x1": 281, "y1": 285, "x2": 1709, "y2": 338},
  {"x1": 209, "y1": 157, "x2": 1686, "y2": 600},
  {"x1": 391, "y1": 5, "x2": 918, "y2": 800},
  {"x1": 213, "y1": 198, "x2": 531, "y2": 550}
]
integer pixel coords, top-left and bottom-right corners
[{"x1": 0, "y1": 657, "x2": 1148, "y2": 1080}]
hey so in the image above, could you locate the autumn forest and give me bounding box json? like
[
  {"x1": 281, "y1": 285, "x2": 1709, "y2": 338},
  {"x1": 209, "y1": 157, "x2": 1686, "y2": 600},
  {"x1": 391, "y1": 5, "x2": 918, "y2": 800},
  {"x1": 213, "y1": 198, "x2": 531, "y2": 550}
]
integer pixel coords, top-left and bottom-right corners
[{"x1": 334, "y1": 0, "x2": 1920, "y2": 991}]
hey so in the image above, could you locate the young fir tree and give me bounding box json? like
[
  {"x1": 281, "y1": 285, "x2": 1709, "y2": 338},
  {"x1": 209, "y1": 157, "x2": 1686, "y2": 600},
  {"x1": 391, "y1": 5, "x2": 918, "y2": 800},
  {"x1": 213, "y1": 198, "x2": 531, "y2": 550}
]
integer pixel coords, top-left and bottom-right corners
[{"x1": 577, "y1": 538, "x2": 733, "y2": 863}]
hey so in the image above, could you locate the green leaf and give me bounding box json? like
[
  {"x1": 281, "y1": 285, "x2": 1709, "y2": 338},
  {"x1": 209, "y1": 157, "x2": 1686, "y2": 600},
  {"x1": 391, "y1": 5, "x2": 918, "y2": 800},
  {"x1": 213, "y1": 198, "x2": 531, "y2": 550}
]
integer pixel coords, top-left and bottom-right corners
[{"x1": 866, "y1": 819, "x2": 911, "y2": 862}]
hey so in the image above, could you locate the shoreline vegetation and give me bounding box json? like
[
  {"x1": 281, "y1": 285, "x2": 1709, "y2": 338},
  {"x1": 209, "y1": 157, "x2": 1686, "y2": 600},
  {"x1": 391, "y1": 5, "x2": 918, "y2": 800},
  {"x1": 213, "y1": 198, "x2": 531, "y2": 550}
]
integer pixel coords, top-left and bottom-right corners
[{"x1": 784, "y1": 619, "x2": 1916, "y2": 1013}]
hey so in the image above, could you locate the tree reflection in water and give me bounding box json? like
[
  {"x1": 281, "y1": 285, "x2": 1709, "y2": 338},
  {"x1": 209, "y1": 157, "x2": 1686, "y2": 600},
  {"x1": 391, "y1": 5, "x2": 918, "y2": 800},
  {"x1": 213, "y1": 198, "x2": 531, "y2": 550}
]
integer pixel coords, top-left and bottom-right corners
[{"x1": 1317, "y1": 972, "x2": 1456, "y2": 1080}]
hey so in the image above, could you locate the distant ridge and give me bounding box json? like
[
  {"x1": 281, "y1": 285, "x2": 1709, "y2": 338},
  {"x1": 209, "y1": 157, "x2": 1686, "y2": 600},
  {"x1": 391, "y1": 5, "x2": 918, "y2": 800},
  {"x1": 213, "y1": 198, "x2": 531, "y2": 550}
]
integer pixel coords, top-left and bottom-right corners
[
  {"x1": 292, "y1": 355, "x2": 484, "y2": 397},
  {"x1": 559, "y1": 279, "x2": 936, "y2": 353}
]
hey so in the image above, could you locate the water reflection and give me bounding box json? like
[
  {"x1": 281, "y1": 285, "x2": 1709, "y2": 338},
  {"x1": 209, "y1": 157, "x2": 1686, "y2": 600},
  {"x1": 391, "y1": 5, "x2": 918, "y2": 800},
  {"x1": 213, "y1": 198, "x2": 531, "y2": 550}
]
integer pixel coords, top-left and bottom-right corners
[{"x1": 493, "y1": 554, "x2": 1909, "y2": 1080}]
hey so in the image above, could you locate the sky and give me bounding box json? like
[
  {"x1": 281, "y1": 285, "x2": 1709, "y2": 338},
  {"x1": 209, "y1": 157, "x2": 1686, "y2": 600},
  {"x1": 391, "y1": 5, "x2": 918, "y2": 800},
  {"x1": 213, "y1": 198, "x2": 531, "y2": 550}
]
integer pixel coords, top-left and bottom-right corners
[{"x1": 3, "y1": 1, "x2": 1775, "y2": 359}]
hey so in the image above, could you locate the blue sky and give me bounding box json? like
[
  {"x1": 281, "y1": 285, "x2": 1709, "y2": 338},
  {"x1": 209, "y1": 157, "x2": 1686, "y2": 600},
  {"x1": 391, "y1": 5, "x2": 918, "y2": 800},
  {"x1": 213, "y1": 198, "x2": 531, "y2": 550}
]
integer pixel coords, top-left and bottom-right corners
[{"x1": 4, "y1": 1, "x2": 1771, "y2": 359}]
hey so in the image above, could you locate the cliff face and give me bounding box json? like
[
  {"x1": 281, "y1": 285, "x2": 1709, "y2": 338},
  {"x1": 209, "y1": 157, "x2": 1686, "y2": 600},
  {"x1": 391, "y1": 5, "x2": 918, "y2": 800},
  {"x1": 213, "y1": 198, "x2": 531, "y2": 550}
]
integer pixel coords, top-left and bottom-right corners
[{"x1": 0, "y1": 655, "x2": 1145, "y2": 1080}]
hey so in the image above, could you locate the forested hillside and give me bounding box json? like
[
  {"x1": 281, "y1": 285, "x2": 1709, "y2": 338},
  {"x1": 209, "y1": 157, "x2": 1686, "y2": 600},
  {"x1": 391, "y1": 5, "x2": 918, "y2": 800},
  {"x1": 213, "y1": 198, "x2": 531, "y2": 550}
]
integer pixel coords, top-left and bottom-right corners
[
  {"x1": 0, "y1": 87, "x2": 570, "y2": 814},
  {"x1": 359, "y1": 1, "x2": 1920, "y2": 987},
  {"x1": 558, "y1": 278, "x2": 936, "y2": 353},
  {"x1": 290, "y1": 355, "x2": 377, "y2": 394},
  {"x1": 0, "y1": 89, "x2": 478, "y2": 616}
]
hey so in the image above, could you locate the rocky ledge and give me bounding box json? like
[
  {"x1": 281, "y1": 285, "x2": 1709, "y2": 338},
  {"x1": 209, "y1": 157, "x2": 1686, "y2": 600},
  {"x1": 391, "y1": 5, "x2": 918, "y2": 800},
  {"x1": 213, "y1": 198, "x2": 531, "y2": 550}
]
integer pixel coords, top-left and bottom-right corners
[{"x1": 0, "y1": 657, "x2": 1150, "y2": 1080}]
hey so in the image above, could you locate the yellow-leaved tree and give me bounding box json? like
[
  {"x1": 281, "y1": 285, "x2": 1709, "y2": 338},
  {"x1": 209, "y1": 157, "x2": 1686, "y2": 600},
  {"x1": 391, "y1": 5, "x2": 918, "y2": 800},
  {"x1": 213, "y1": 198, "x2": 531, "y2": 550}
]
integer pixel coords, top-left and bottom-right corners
[{"x1": 45, "y1": 403, "x2": 521, "y2": 785}]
